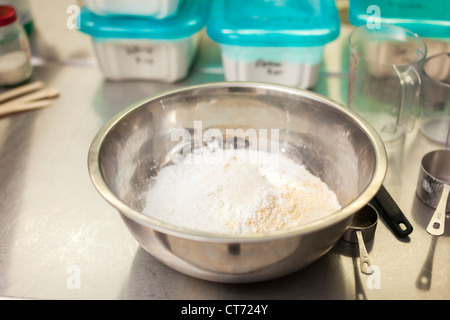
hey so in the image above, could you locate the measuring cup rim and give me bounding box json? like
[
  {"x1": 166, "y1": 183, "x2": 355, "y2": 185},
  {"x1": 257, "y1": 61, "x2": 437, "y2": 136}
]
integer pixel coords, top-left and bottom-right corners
[
  {"x1": 349, "y1": 204, "x2": 379, "y2": 231},
  {"x1": 422, "y1": 52, "x2": 450, "y2": 89},
  {"x1": 349, "y1": 23, "x2": 428, "y2": 69},
  {"x1": 341, "y1": 204, "x2": 379, "y2": 244},
  {"x1": 420, "y1": 149, "x2": 450, "y2": 186}
]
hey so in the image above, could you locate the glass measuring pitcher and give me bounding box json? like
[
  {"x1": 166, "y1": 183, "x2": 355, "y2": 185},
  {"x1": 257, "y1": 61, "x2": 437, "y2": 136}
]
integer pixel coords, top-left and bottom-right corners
[
  {"x1": 420, "y1": 52, "x2": 450, "y2": 147},
  {"x1": 348, "y1": 24, "x2": 427, "y2": 142}
]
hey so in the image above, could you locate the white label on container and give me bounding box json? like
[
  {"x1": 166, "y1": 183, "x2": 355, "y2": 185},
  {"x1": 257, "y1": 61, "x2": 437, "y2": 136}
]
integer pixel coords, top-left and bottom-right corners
[
  {"x1": 124, "y1": 44, "x2": 155, "y2": 65},
  {"x1": 115, "y1": 42, "x2": 168, "y2": 78},
  {"x1": 254, "y1": 60, "x2": 284, "y2": 76}
]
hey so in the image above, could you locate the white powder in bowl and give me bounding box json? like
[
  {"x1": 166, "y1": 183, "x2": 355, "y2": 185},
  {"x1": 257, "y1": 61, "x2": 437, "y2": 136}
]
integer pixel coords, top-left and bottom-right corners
[{"x1": 143, "y1": 148, "x2": 341, "y2": 234}]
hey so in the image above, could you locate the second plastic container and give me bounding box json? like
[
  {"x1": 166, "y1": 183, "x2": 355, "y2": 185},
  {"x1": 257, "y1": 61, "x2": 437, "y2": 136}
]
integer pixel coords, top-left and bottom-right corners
[{"x1": 207, "y1": 0, "x2": 340, "y2": 89}]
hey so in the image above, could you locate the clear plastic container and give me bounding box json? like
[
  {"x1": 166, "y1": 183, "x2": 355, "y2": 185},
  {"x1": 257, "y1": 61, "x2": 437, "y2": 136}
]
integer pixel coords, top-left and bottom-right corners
[
  {"x1": 84, "y1": 0, "x2": 182, "y2": 19},
  {"x1": 78, "y1": 0, "x2": 209, "y2": 83},
  {"x1": 0, "y1": 5, "x2": 32, "y2": 86},
  {"x1": 206, "y1": 0, "x2": 340, "y2": 89}
]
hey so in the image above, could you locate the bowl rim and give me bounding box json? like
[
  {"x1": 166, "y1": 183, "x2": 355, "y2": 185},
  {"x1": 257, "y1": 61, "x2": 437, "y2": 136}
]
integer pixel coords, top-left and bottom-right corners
[{"x1": 88, "y1": 81, "x2": 387, "y2": 243}]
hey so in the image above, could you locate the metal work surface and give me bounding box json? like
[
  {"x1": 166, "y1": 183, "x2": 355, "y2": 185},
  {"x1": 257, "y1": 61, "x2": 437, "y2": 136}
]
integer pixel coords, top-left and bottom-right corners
[{"x1": 0, "y1": 8, "x2": 449, "y2": 300}]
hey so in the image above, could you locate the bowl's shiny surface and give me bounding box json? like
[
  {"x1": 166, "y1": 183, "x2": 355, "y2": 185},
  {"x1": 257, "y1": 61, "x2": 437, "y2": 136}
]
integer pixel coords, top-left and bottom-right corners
[{"x1": 88, "y1": 82, "x2": 387, "y2": 283}]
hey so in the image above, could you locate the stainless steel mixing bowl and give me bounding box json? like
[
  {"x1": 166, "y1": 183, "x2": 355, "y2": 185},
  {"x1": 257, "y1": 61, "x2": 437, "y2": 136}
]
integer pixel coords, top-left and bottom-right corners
[{"x1": 88, "y1": 82, "x2": 387, "y2": 283}]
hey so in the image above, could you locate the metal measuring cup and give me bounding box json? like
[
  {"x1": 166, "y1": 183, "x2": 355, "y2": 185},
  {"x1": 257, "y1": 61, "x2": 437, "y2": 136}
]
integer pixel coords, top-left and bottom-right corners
[
  {"x1": 416, "y1": 149, "x2": 450, "y2": 236},
  {"x1": 341, "y1": 205, "x2": 379, "y2": 275}
]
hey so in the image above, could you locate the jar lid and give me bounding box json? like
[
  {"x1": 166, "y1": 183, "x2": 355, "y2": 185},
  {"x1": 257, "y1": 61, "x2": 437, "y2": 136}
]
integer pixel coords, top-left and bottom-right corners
[{"x1": 0, "y1": 5, "x2": 17, "y2": 27}]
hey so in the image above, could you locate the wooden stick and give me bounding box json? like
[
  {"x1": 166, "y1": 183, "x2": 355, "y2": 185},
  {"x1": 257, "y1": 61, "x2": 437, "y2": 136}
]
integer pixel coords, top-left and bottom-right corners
[
  {"x1": 0, "y1": 81, "x2": 45, "y2": 104},
  {"x1": 1, "y1": 88, "x2": 60, "y2": 107},
  {"x1": 0, "y1": 99, "x2": 54, "y2": 117}
]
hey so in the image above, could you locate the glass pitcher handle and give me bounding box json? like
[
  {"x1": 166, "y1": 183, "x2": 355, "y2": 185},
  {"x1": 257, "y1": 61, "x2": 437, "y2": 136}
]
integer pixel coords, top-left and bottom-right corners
[{"x1": 394, "y1": 65, "x2": 421, "y2": 132}]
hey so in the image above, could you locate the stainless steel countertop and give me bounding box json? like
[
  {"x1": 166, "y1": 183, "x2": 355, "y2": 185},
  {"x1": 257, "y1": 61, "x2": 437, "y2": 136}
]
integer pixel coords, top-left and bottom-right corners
[{"x1": 0, "y1": 8, "x2": 449, "y2": 300}]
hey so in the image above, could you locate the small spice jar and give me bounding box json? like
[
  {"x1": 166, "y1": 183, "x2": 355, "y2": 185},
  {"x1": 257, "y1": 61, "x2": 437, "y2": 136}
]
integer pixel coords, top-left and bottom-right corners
[{"x1": 0, "y1": 5, "x2": 32, "y2": 86}]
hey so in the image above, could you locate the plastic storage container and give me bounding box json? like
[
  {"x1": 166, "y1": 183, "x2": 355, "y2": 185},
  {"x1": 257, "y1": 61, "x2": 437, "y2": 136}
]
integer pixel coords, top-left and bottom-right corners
[
  {"x1": 207, "y1": 0, "x2": 340, "y2": 89},
  {"x1": 349, "y1": 0, "x2": 450, "y2": 38},
  {"x1": 78, "y1": 0, "x2": 208, "y2": 83},
  {"x1": 349, "y1": 0, "x2": 450, "y2": 58},
  {"x1": 85, "y1": 0, "x2": 182, "y2": 19}
]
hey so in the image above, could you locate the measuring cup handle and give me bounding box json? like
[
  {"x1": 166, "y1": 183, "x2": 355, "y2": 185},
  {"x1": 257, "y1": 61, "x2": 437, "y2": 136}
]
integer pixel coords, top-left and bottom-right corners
[
  {"x1": 372, "y1": 185, "x2": 414, "y2": 238},
  {"x1": 356, "y1": 230, "x2": 373, "y2": 275},
  {"x1": 427, "y1": 185, "x2": 450, "y2": 236},
  {"x1": 394, "y1": 65, "x2": 421, "y2": 132}
]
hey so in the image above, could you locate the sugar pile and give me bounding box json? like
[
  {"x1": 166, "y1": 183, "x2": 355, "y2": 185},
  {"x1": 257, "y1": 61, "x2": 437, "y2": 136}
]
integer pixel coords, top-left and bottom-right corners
[{"x1": 143, "y1": 148, "x2": 341, "y2": 234}]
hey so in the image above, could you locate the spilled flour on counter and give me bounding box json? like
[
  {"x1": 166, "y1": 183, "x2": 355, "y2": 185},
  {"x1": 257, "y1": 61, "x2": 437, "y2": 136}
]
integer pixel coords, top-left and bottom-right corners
[{"x1": 143, "y1": 149, "x2": 341, "y2": 234}]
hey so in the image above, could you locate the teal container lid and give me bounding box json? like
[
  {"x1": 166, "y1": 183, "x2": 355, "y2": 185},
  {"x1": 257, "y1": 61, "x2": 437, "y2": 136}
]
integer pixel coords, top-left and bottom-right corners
[
  {"x1": 206, "y1": 0, "x2": 340, "y2": 47},
  {"x1": 78, "y1": 0, "x2": 209, "y2": 39},
  {"x1": 349, "y1": 0, "x2": 450, "y2": 38}
]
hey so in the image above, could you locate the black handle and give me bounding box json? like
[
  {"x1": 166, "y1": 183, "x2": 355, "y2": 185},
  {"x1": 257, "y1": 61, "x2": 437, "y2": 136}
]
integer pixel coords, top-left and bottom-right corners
[{"x1": 371, "y1": 185, "x2": 413, "y2": 238}]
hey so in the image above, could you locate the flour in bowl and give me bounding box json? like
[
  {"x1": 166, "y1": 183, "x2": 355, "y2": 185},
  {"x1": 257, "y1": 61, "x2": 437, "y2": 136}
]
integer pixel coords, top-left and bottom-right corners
[{"x1": 142, "y1": 148, "x2": 341, "y2": 234}]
